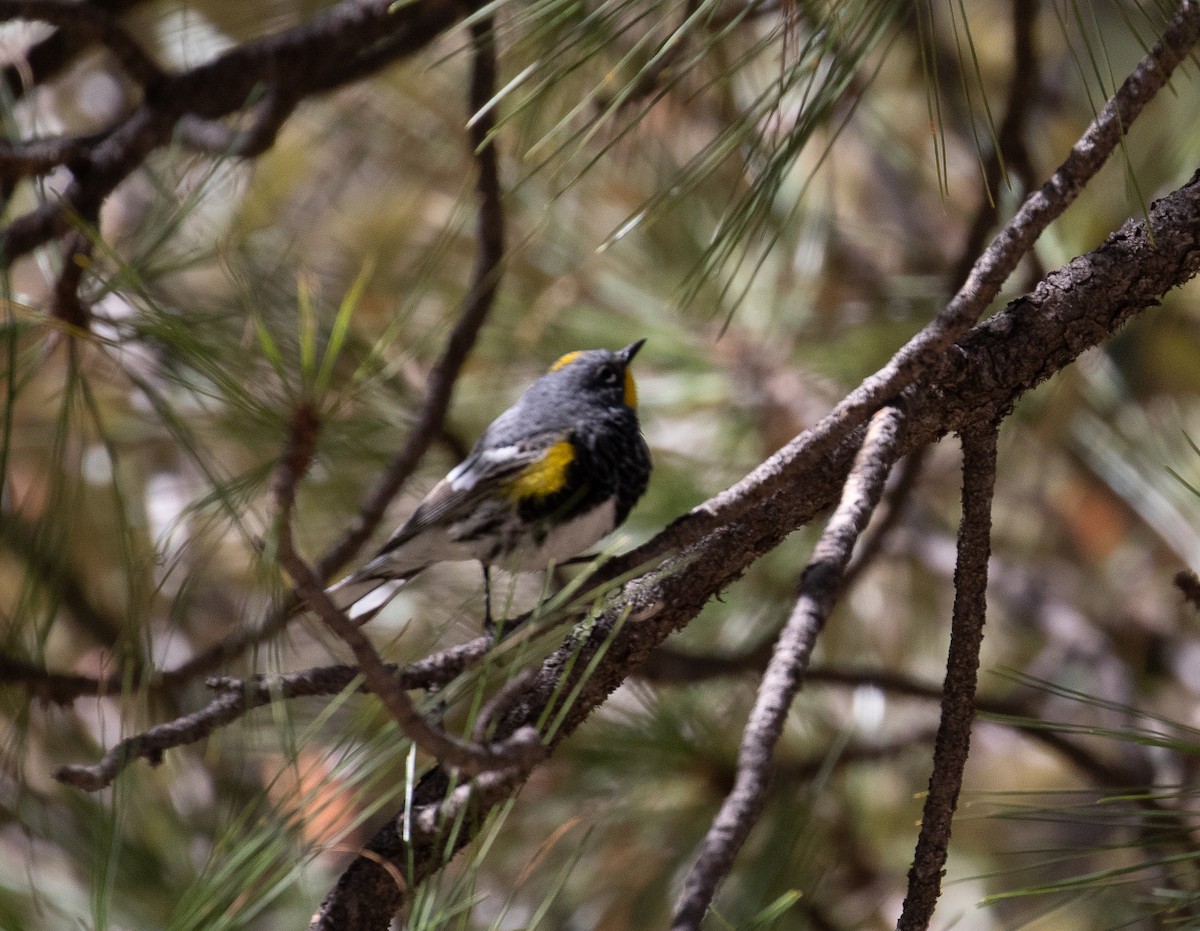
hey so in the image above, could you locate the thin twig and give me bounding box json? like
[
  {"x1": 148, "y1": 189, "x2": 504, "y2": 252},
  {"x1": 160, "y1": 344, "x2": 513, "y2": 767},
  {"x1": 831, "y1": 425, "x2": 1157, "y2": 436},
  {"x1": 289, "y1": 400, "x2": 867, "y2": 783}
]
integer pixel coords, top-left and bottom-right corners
[
  {"x1": 671, "y1": 404, "x2": 907, "y2": 931},
  {"x1": 0, "y1": 132, "x2": 103, "y2": 176},
  {"x1": 1, "y1": 656, "x2": 114, "y2": 708},
  {"x1": 638, "y1": 655, "x2": 1153, "y2": 789},
  {"x1": 639, "y1": 638, "x2": 776, "y2": 683},
  {"x1": 601, "y1": 0, "x2": 700, "y2": 113},
  {"x1": 51, "y1": 228, "x2": 94, "y2": 329},
  {"x1": 472, "y1": 669, "x2": 537, "y2": 742},
  {"x1": 950, "y1": 0, "x2": 1042, "y2": 290},
  {"x1": 141, "y1": 20, "x2": 510, "y2": 691},
  {"x1": 51, "y1": 638, "x2": 494, "y2": 790},
  {"x1": 0, "y1": 0, "x2": 490, "y2": 264},
  {"x1": 842, "y1": 445, "x2": 928, "y2": 587},
  {"x1": 316, "y1": 14, "x2": 506, "y2": 575},
  {"x1": 768, "y1": 728, "x2": 942, "y2": 785},
  {"x1": 897, "y1": 423, "x2": 998, "y2": 931},
  {"x1": 0, "y1": 510, "x2": 126, "y2": 652},
  {"x1": 174, "y1": 88, "x2": 298, "y2": 158}
]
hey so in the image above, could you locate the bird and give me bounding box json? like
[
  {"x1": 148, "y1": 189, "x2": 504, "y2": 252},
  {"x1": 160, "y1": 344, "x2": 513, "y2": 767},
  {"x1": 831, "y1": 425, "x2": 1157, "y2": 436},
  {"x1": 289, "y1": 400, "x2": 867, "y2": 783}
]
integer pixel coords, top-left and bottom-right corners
[{"x1": 327, "y1": 339, "x2": 652, "y2": 626}]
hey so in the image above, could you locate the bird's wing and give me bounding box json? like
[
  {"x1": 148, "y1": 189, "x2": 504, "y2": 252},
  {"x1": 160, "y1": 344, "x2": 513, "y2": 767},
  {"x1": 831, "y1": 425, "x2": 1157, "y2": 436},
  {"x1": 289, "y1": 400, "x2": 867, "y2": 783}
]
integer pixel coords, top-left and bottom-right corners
[
  {"x1": 375, "y1": 429, "x2": 570, "y2": 555},
  {"x1": 328, "y1": 430, "x2": 573, "y2": 619}
]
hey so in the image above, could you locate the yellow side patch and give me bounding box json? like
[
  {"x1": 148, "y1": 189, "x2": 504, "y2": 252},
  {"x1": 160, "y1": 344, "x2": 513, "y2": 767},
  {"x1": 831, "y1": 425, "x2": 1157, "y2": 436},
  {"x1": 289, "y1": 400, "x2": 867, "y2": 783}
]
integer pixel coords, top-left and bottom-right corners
[
  {"x1": 623, "y1": 369, "x2": 637, "y2": 408},
  {"x1": 508, "y1": 439, "x2": 575, "y2": 500}
]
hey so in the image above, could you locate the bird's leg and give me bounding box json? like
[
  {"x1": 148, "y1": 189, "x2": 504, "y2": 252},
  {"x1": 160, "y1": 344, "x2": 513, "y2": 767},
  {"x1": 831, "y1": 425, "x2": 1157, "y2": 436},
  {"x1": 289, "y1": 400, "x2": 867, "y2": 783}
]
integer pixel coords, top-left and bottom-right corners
[{"x1": 482, "y1": 563, "x2": 494, "y2": 634}]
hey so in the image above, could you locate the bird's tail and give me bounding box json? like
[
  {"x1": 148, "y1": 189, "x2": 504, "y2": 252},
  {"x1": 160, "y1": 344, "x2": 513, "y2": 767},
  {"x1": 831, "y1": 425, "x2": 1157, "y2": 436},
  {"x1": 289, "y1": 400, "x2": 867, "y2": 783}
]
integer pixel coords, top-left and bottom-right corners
[{"x1": 324, "y1": 568, "x2": 425, "y2": 623}]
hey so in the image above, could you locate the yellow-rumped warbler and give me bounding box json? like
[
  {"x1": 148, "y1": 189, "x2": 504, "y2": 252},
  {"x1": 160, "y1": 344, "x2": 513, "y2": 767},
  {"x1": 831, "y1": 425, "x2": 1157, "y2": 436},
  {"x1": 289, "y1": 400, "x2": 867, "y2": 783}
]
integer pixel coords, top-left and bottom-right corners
[{"x1": 329, "y1": 340, "x2": 651, "y2": 623}]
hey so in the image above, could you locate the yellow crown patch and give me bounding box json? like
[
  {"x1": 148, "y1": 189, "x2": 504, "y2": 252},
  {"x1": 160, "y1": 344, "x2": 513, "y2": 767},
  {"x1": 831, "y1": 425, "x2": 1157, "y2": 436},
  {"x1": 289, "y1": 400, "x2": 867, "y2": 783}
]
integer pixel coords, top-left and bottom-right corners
[{"x1": 550, "y1": 351, "x2": 582, "y2": 372}]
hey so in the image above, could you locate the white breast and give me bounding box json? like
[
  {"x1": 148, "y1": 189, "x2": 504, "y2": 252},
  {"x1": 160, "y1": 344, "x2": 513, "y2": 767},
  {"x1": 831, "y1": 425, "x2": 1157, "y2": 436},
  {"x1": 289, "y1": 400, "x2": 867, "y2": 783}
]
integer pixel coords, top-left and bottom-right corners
[{"x1": 509, "y1": 498, "x2": 618, "y2": 570}]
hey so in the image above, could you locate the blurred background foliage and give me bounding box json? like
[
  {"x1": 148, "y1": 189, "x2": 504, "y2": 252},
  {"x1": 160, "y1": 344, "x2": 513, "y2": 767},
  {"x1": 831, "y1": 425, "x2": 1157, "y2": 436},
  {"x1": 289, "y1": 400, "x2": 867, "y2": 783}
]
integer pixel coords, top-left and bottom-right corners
[{"x1": 2, "y1": 0, "x2": 1200, "y2": 928}]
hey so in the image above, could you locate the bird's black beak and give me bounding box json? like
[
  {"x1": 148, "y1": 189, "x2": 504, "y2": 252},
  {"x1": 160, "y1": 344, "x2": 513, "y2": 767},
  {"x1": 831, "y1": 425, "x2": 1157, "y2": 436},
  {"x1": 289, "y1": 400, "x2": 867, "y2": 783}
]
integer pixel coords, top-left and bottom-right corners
[{"x1": 619, "y1": 338, "x2": 647, "y2": 365}]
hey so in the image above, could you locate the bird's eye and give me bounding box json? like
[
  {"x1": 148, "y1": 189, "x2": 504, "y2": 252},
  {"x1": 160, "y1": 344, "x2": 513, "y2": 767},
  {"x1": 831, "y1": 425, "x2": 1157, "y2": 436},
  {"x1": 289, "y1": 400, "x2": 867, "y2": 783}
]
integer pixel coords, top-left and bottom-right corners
[{"x1": 596, "y1": 364, "x2": 620, "y2": 386}]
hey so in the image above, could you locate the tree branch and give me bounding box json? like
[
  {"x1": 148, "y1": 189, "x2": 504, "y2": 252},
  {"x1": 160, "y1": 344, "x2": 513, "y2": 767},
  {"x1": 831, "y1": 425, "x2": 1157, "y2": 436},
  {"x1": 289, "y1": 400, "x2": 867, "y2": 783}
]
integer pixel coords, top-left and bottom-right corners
[
  {"x1": 0, "y1": 0, "x2": 490, "y2": 267},
  {"x1": 0, "y1": 509, "x2": 127, "y2": 651},
  {"x1": 671, "y1": 404, "x2": 907, "y2": 931},
  {"x1": 174, "y1": 88, "x2": 298, "y2": 157},
  {"x1": 316, "y1": 13, "x2": 505, "y2": 574},
  {"x1": 133, "y1": 19, "x2": 509, "y2": 692},
  {"x1": 950, "y1": 0, "x2": 1043, "y2": 289},
  {"x1": 51, "y1": 228, "x2": 95, "y2": 328},
  {"x1": 897, "y1": 424, "x2": 998, "y2": 931},
  {"x1": 0, "y1": 655, "x2": 115, "y2": 708},
  {"x1": 639, "y1": 656, "x2": 1155, "y2": 789},
  {"x1": 614, "y1": 0, "x2": 1200, "y2": 572},
  {"x1": 51, "y1": 640, "x2": 495, "y2": 790},
  {"x1": 0, "y1": 0, "x2": 165, "y2": 86},
  {"x1": 842, "y1": 446, "x2": 928, "y2": 586},
  {"x1": 313, "y1": 161, "x2": 1200, "y2": 930},
  {"x1": 0, "y1": 0, "x2": 146, "y2": 100},
  {"x1": 1177, "y1": 569, "x2": 1200, "y2": 611}
]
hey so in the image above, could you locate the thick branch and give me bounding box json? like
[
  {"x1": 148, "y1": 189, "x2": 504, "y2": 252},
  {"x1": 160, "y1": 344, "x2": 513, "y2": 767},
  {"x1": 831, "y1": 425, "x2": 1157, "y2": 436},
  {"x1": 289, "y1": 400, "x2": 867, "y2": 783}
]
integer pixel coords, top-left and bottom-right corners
[
  {"x1": 614, "y1": 0, "x2": 1200, "y2": 573},
  {"x1": 316, "y1": 162, "x2": 1200, "y2": 930}
]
